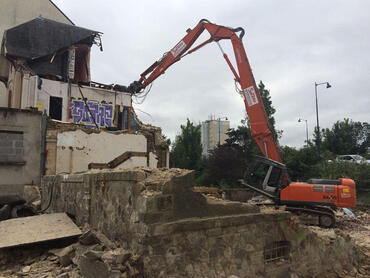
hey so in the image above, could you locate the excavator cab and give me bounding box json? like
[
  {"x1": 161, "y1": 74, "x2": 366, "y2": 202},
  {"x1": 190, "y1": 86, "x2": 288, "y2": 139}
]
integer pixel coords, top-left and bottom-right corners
[{"x1": 242, "y1": 156, "x2": 289, "y2": 202}]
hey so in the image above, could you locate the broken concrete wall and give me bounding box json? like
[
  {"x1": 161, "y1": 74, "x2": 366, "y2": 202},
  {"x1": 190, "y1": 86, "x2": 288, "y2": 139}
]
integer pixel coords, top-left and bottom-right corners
[
  {"x1": 42, "y1": 168, "x2": 361, "y2": 277},
  {"x1": 45, "y1": 120, "x2": 168, "y2": 174},
  {"x1": 46, "y1": 129, "x2": 151, "y2": 174},
  {"x1": 0, "y1": 108, "x2": 42, "y2": 195}
]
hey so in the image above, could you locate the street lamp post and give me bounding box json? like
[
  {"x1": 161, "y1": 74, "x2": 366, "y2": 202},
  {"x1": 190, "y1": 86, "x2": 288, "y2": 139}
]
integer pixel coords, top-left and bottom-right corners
[
  {"x1": 314, "y1": 81, "x2": 331, "y2": 155},
  {"x1": 298, "y1": 118, "x2": 308, "y2": 146}
]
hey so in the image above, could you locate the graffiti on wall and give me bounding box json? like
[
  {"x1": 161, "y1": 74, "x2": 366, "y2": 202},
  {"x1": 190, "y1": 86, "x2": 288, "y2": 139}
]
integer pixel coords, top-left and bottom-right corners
[{"x1": 70, "y1": 99, "x2": 114, "y2": 128}]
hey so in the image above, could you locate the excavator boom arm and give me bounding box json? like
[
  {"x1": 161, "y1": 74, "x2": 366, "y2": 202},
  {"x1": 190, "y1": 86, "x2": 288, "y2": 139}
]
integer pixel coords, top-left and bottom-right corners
[{"x1": 128, "y1": 19, "x2": 282, "y2": 163}]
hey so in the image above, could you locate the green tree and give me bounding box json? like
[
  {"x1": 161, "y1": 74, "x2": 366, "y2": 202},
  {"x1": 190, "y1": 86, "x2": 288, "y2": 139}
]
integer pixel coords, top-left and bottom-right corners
[
  {"x1": 205, "y1": 145, "x2": 244, "y2": 187},
  {"x1": 322, "y1": 119, "x2": 370, "y2": 156},
  {"x1": 170, "y1": 119, "x2": 202, "y2": 170},
  {"x1": 313, "y1": 126, "x2": 322, "y2": 154},
  {"x1": 225, "y1": 118, "x2": 256, "y2": 156},
  {"x1": 280, "y1": 143, "x2": 321, "y2": 181},
  {"x1": 258, "y1": 81, "x2": 282, "y2": 140}
]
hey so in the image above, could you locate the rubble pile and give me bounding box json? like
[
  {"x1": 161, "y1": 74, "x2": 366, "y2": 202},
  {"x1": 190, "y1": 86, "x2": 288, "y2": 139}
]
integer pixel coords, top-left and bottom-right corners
[{"x1": 0, "y1": 229, "x2": 144, "y2": 278}]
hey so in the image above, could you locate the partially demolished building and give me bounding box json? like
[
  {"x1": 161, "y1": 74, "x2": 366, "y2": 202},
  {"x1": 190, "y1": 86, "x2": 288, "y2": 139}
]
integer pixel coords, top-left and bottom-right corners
[{"x1": 0, "y1": 13, "x2": 169, "y2": 194}]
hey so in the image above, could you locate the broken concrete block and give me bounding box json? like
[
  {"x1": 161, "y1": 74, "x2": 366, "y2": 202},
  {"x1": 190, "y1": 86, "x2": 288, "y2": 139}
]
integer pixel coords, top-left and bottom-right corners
[
  {"x1": 22, "y1": 265, "x2": 31, "y2": 273},
  {"x1": 78, "y1": 255, "x2": 110, "y2": 278},
  {"x1": 84, "y1": 250, "x2": 104, "y2": 260},
  {"x1": 114, "y1": 248, "x2": 131, "y2": 265},
  {"x1": 71, "y1": 244, "x2": 90, "y2": 265},
  {"x1": 49, "y1": 245, "x2": 74, "y2": 266},
  {"x1": 101, "y1": 251, "x2": 115, "y2": 264},
  {"x1": 79, "y1": 229, "x2": 98, "y2": 245},
  {"x1": 32, "y1": 199, "x2": 41, "y2": 210},
  {"x1": 109, "y1": 270, "x2": 121, "y2": 278},
  {"x1": 127, "y1": 264, "x2": 140, "y2": 277},
  {"x1": 94, "y1": 231, "x2": 116, "y2": 249}
]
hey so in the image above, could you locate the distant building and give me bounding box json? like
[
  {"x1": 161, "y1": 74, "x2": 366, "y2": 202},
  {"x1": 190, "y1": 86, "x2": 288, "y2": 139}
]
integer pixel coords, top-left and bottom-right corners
[{"x1": 201, "y1": 118, "x2": 230, "y2": 157}]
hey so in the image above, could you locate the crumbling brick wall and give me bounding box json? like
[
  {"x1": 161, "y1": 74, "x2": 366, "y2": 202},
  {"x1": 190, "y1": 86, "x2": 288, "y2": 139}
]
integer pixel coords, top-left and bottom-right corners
[{"x1": 41, "y1": 168, "x2": 361, "y2": 278}]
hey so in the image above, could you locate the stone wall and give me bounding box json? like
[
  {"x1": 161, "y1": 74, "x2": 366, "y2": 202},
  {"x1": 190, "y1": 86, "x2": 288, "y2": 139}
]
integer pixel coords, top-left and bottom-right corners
[{"x1": 41, "y1": 168, "x2": 361, "y2": 278}]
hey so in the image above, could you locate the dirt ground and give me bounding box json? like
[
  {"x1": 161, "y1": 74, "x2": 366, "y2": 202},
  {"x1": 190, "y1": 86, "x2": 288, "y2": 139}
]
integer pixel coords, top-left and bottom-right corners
[{"x1": 331, "y1": 206, "x2": 370, "y2": 277}]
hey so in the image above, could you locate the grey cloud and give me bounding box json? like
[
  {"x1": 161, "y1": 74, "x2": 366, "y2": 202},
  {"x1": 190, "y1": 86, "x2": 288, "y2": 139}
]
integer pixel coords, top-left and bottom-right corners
[{"x1": 54, "y1": 0, "x2": 370, "y2": 148}]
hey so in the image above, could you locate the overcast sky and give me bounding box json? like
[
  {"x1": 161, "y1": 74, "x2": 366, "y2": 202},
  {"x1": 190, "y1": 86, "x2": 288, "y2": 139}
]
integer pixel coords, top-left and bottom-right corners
[{"x1": 54, "y1": 0, "x2": 369, "y2": 148}]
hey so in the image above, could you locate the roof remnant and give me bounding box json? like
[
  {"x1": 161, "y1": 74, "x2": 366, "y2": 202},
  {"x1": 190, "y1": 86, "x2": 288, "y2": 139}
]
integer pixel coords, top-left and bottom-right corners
[{"x1": 2, "y1": 17, "x2": 100, "y2": 61}]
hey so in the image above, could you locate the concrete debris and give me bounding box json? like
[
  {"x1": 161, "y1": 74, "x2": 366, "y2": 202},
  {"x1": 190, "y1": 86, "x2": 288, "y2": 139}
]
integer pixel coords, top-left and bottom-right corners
[
  {"x1": 21, "y1": 265, "x2": 31, "y2": 273},
  {"x1": 77, "y1": 228, "x2": 116, "y2": 249},
  {"x1": 49, "y1": 245, "x2": 75, "y2": 267},
  {"x1": 83, "y1": 250, "x2": 104, "y2": 260},
  {"x1": 194, "y1": 186, "x2": 223, "y2": 199},
  {"x1": 0, "y1": 167, "x2": 368, "y2": 277},
  {"x1": 78, "y1": 255, "x2": 110, "y2": 278},
  {"x1": 0, "y1": 185, "x2": 41, "y2": 221},
  {"x1": 0, "y1": 229, "x2": 143, "y2": 278},
  {"x1": 78, "y1": 229, "x2": 97, "y2": 246},
  {"x1": 23, "y1": 185, "x2": 41, "y2": 205},
  {"x1": 94, "y1": 230, "x2": 117, "y2": 250},
  {"x1": 76, "y1": 235, "x2": 143, "y2": 278},
  {"x1": 32, "y1": 199, "x2": 42, "y2": 210}
]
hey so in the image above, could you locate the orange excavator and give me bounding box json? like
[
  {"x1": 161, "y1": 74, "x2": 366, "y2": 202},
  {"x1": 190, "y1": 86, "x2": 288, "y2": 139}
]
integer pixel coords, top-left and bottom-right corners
[{"x1": 124, "y1": 19, "x2": 356, "y2": 227}]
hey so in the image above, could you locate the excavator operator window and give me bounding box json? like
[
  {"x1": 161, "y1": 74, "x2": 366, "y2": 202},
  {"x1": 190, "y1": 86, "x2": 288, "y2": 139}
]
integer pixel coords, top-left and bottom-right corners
[
  {"x1": 267, "y1": 167, "x2": 282, "y2": 187},
  {"x1": 248, "y1": 162, "x2": 270, "y2": 189}
]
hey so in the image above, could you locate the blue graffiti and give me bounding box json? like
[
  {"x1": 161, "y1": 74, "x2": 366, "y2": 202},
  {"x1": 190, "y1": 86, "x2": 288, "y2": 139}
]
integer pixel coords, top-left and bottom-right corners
[{"x1": 71, "y1": 100, "x2": 114, "y2": 128}]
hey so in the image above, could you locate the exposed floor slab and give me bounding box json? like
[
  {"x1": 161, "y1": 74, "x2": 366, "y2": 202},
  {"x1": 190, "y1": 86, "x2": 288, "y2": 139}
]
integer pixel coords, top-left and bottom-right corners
[{"x1": 0, "y1": 213, "x2": 81, "y2": 249}]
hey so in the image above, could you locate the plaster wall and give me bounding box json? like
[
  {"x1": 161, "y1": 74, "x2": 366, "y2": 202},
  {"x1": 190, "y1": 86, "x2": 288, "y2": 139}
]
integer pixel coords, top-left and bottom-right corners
[
  {"x1": 0, "y1": 108, "x2": 42, "y2": 194},
  {"x1": 48, "y1": 129, "x2": 156, "y2": 174}
]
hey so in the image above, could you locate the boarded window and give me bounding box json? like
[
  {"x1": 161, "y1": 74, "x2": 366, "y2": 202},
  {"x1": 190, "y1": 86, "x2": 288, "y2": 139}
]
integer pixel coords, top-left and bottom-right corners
[
  {"x1": 264, "y1": 241, "x2": 290, "y2": 263},
  {"x1": 0, "y1": 130, "x2": 24, "y2": 164}
]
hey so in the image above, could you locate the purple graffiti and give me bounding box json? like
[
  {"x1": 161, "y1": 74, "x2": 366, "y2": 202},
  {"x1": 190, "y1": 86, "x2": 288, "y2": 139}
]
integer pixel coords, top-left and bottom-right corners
[{"x1": 71, "y1": 100, "x2": 114, "y2": 128}]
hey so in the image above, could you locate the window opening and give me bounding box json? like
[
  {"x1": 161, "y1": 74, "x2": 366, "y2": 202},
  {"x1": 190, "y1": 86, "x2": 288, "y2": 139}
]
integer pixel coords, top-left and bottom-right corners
[{"x1": 49, "y1": 96, "x2": 63, "y2": 121}]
